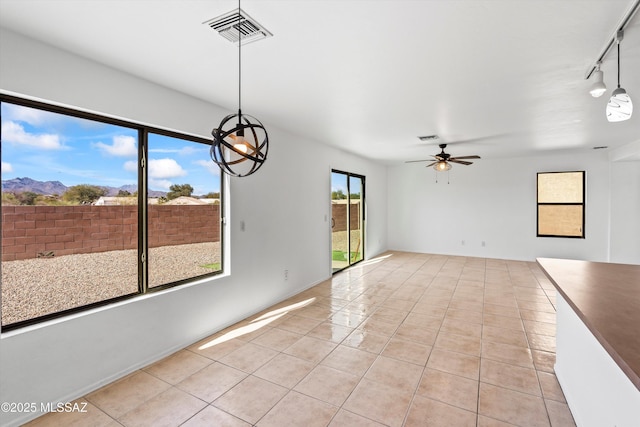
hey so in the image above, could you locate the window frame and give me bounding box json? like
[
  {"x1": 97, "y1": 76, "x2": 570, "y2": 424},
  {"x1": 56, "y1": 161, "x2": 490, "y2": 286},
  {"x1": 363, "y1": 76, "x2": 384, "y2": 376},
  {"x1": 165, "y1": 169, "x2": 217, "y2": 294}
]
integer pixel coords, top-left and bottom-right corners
[
  {"x1": 536, "y1": 170, "x2": 585, "y2": 239},
  {"x1": 0, "y1": 94, "x2": 224, "y2": 331}
]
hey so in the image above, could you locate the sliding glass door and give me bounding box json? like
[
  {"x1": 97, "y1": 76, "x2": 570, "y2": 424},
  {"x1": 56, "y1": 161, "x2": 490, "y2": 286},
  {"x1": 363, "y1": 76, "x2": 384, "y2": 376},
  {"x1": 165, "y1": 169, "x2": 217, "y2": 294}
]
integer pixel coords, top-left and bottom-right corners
[{"x1": 331, "y1": 170, "x2": 365, "y2": 273}]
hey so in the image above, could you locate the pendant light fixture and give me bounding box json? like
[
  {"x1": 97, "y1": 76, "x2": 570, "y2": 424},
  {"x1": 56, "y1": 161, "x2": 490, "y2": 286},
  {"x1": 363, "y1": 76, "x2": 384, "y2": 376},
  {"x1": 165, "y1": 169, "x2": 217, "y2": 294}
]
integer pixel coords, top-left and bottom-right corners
[
  {"x1": 210, "y1": 0, "x2": 269, "y2": 177},
  {"x1": 589, "y1": 62, "x2": 606, "y2": 98},
  {"x1": 606, "y1": 31, "x2": 633, "y2": 122},
  {"x1": 433, "y1": 161, "x2": 452, "y2": 172}
]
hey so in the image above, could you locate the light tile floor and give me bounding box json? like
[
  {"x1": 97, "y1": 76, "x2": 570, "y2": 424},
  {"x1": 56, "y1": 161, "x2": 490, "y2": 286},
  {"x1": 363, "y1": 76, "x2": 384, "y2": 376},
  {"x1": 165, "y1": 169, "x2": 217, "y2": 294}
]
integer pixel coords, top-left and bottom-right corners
[{"x1": 26, "y1": 251, "x2": 576, "y2": 426}]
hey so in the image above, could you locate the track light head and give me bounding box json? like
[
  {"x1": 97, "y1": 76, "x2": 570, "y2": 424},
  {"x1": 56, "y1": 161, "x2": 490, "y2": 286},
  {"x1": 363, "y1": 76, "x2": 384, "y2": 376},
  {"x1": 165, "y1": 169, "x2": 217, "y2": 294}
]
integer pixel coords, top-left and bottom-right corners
[{"x1": 589, "y1": 65, "x2": 606, "y2": 98}]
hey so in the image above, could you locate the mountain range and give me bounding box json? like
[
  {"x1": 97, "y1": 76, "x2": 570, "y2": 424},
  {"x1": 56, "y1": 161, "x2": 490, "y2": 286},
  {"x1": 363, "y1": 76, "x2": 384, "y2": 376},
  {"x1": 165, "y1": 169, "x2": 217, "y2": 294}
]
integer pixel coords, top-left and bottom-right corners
[{"x1": 1, "y1": 177, "x2": 167, "y2": 198}]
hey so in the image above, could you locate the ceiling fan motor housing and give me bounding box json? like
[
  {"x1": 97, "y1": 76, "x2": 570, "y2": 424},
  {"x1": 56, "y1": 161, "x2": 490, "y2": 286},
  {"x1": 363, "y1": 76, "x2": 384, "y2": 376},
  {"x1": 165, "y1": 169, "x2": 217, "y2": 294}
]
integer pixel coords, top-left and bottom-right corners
[{"x1": 438, "y1": 144, "x2": 450, "y2": 160}]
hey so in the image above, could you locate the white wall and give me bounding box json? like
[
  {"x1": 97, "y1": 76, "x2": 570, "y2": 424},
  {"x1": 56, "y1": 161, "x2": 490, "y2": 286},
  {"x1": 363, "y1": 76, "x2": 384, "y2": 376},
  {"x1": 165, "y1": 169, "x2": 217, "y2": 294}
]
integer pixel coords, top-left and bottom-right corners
[
  {"x1": 609, "y1": 161, "x2": 640, "y2": 264},
  {"x1": 0, "y1": 29, "x2": 387, "y2": 427},
  {"x1": 387, "y1": 150, "x2": 630, "y2": 262}
]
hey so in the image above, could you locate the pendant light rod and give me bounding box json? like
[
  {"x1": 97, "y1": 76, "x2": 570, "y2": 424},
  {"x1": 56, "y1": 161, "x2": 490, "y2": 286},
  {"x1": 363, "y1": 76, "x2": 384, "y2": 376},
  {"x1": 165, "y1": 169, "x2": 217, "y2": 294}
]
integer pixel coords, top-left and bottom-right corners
[
  {"x1": 614, "y1": 31, "x2": 625, "y2": 88},
  {"x1": 238, "y1": 0, "x2": 241, "y2": 114},
  {"x1": 617, "y1": 38, "x2": 620, "y2": 88},
  {"x1": 584, "y1": 0, "x2": 639, "y2": 80},
  {"x1": 237, "y1": 0, "x2": 241, "y2": 115}
]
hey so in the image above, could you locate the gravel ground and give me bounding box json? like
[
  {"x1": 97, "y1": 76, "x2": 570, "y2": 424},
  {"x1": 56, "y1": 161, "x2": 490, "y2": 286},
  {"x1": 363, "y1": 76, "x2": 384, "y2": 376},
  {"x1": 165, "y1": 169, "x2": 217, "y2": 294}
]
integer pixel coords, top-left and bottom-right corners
[{"x1": 1, "y1": 242, "x2": 220, "y2": 326}]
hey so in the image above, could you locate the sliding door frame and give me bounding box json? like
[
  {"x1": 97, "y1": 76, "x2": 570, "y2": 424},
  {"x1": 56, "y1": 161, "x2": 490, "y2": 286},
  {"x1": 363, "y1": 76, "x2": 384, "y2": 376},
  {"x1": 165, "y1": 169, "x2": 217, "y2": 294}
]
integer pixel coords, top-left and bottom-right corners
[{"x1": 331, "y1": 169, "x2": 365, "y2": 274}]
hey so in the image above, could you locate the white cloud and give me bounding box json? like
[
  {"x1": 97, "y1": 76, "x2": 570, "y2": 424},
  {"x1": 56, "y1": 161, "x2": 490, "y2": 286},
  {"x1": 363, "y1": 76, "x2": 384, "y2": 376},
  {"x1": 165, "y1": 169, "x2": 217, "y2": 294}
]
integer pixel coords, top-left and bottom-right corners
[
  {"x1": 1, "y1": 121, "x2": 64, "y2": 150},
  {"x1": 123, "y1": 160, "x2": 138, "y2": 173},
  {"x1": 93, "y1": 135, "x2": 137, "y2": 157},
  {"x1": 195, "y1": 159, "x2": 221, "y2": 176},
  {"x1": 179, "y1": 146, "x2": 204, "y2": 156},
  {"x1": 1, "y1": 162, "x2": 13, "y2": 173},
  {"x1": 148, "y1": 146, "x2": 207, "y2": 156},
  {"x1": 148, "y1": 158, "x2": 187, "y2": 179},
  {"x1": 150, "y1": 179, "x2": 172, "y2": 190},
  {"x1": 2, "y1": 104, "x2": 62, "y2": 126},
  {"x1": 148, "y1": 148, "x2": 179, "y2": 154}
]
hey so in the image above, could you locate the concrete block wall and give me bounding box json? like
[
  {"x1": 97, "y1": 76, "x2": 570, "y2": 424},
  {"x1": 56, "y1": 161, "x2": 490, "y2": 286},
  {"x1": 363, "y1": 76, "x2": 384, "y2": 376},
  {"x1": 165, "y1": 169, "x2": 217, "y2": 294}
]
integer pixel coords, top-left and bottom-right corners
[
  {"x1": 1, "y1": 205, "x2": 220, "y2": 261},
  {"x1": 331, "y1": 202, "x2": 362, "y2": 232}
]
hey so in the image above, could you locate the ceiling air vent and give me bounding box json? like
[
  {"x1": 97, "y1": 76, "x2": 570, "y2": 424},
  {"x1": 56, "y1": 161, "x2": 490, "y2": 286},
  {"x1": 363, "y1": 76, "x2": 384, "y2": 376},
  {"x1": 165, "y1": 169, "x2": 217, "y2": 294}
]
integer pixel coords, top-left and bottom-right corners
[
  {"x1": 204, "y1": 8, "x2": 272, "y2": 45},
  {"x1": 418, "y1": 135, "x2": 439, "y2": 142}
]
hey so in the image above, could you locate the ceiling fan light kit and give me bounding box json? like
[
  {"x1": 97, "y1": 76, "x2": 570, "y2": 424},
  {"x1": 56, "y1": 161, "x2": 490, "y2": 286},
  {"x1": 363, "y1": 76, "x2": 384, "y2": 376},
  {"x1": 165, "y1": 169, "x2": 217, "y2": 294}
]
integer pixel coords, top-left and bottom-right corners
[
  {"x1": 210, "y1": 0, "x2": 269, "y2": 177},
  {"x1": 434, "y1": 161, "x2": 452, "y2": 172}
]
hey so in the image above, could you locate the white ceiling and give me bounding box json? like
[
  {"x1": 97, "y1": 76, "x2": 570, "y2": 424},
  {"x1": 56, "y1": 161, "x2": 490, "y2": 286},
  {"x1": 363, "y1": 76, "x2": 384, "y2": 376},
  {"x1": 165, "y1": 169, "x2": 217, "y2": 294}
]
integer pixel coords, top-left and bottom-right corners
[{"x1": 1, "y1": 0, "x2": 639, "y2": 164}]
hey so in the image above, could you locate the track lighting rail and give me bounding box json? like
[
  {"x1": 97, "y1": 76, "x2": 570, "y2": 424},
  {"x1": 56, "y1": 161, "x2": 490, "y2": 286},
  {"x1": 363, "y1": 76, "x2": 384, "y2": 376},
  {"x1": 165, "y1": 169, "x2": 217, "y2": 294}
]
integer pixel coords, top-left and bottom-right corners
[{"x1": 584, "y1": 0, "x2": 639, "y2": 80}]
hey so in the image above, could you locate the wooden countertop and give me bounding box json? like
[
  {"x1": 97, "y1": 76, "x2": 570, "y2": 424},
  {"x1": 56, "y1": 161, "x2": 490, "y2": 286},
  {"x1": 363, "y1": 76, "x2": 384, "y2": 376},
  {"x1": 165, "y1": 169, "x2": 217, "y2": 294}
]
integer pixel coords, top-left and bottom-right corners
[{"x1": 537, "y1": 258, "x2": 640, "y2": 390}]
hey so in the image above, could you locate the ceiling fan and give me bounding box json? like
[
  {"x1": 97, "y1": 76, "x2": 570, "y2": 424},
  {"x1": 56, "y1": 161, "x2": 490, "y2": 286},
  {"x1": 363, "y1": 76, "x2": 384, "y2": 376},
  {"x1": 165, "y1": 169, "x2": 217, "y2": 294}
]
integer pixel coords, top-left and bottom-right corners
[{"x1": 405, "y1": 144, "x2": 480, "y2": 171}]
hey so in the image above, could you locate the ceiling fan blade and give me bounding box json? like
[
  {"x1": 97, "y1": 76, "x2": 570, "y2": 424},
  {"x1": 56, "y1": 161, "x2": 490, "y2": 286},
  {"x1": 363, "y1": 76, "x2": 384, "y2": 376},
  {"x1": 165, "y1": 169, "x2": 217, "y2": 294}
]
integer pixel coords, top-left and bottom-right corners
[
  {"x1": 450, "y1": 155, "x2": 480, "y2": 160},
  {"x1": 425, "y1": 162, "x2": 438, "y2": 167},
  {"x1": 406, "y1": 155, "x2": 439, "y2": 163},
  {"x1": 449, "y1": 159, "x2": 473, "y2": 165},
  {"x1": 405, "y1": 159, "x2": 432, "y2": 163}
]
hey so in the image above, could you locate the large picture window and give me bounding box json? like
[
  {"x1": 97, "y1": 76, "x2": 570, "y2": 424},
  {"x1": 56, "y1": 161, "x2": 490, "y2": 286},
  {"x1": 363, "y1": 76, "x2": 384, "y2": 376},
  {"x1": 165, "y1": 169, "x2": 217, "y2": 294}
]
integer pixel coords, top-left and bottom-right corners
[
  {"x1": 1, "y1": 95, "x2": 222, "y2": 330},
  {"x1": 537, "y1": 171, "x2": 585, "y2": 238}
]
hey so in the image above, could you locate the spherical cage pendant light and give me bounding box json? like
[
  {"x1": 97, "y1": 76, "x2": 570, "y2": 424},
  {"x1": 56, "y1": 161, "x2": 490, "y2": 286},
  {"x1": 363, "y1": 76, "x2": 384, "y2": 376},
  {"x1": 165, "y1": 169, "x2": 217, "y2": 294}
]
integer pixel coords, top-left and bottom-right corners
[
  {"x1": 210, "y1": 0, "x2": 269, "y2": 177},
  {"x1": 211, "y1": 112, "x2": 269, "y2": 177}
]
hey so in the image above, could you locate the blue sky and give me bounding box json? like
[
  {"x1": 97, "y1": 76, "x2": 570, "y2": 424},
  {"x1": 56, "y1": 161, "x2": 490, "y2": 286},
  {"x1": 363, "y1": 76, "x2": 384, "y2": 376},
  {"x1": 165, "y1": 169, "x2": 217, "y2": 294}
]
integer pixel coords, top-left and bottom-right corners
[
  {"x1": 331, "y1": 172, "x2": 362, "y2": 197},
  {"x1": 331, "y1": 171, "x2": 347, "y2": 195},
  {"x1": 1, "y1": 102, "x2": 220, "y2": 195}
]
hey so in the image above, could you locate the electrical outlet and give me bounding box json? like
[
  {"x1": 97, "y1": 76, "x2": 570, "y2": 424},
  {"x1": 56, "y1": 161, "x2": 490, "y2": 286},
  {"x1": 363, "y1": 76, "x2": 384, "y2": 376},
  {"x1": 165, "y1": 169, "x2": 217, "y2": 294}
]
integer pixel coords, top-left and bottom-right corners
[{"x1": 284, "y1": 269, "x2": 289, "y2": 281}]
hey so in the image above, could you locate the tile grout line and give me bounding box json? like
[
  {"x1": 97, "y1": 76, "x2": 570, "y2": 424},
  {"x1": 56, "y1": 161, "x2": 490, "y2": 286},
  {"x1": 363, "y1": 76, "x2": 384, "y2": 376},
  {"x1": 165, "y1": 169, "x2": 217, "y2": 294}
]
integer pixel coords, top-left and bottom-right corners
[
  {"x1": 476, "y1": 264, "x2": 487, "y2": 427},
  {"x1": 398, "y1": 258, "x2": 437, "y2": 427},
  {"x1": 528, "y1": 261, "x2": 557, "y2": 427}
]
